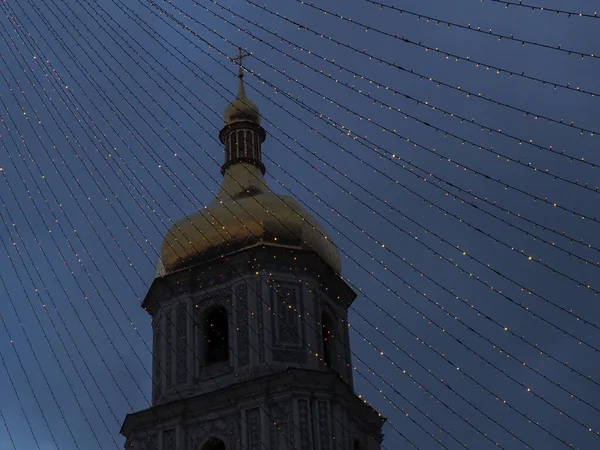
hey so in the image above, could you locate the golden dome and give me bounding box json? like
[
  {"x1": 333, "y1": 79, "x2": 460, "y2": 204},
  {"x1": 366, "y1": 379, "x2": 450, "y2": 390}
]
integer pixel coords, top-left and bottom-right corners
[
  {"x1": 157, "y1": 163, "x2": 341, "y2": 276},
  {"x1": 223, "y1": 76, "x2": 261, "y2": 126}
]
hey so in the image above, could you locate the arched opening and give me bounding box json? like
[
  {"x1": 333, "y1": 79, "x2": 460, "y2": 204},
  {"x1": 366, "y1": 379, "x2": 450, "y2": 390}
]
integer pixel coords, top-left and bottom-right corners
[
  {"x1": 353, "y1": 438, "x2": 362, "y2": 450},
  {"x1": 321, "y1": 313, "x2": 335, "y2": 367},
  {"x1": 204, "y1": 307, "x2": 229, "y2": 364},
  {"x1": 201, "y1": 437, "x2": 226, "y2": 450}
]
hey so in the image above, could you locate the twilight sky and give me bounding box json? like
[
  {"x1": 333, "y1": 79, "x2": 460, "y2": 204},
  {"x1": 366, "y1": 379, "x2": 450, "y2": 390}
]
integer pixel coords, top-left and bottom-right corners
[{"x1": 0, "y1": 0, "x2": 599, "y2": 449}]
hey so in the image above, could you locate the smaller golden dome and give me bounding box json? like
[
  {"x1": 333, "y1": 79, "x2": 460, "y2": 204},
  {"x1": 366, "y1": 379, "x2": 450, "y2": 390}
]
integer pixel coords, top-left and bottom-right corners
[{"x1": 223, "y1": 76, "x2": 261, "y2": 126}]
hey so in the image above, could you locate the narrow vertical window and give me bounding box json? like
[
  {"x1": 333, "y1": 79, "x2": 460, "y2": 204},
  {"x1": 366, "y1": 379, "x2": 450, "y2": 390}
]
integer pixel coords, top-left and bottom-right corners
[
  {"x1": 244, "y1": 130, "x2": 252, "y2": 157},
  {"x1": 163, "y1": 429, "x2": 176, "y2": 450},
  {"x1": 226, "y1": 134, "x2": 232, "y2": 163},
  {"x1": 231, "y1": 132, "x2": 238, "y2": 161},
  {"x1": 322, "y1": 313, "x2": 335, "y2": 367},
  {"x1": 253, "y1": 133, "x2": 259, "y2": 160},
  {"x1": 165, "y1": 307, "x2": 172, "y2": 389},
  {"x1": 153, "y1": 315, "x2": 162, "y2": 401},
  {"x1": 205, "y1": 307, "x2": 229, "y2": 364},
  {"x1": 277, "y1": 287, "x2": 299, "y2": 345},
  {"x1": 176, "y1": 303, "x2": 188, "y2": 384},
  {"x1": 237, "y1": 130, "x2": 244, "y2": 158}
]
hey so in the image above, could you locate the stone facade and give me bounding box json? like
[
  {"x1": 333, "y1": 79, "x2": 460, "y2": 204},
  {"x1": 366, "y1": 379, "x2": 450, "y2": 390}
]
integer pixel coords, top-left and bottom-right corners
[{"x1": 121, "y1": 246, "x2": 385, "y2": 449}]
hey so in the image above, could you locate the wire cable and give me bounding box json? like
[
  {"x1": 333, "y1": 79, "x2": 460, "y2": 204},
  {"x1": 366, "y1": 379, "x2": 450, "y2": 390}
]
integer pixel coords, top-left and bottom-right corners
[
  {"x1": 7, "y1": 0, "x2": 596, "y2": 446},
  {"x1": 150, "y1": 0, "x2": 600, "y2": 315},
  {"x1": 246, "y1": 0, "x2": 600, "y2": 137},
  {"x1": 481, "y1": 0, "x2": 600, "y2": 18},
  {"x1": 296, "y1": 0, "x2": 600, "y2": 96},
  {"x1": 4, "y1": 3, "x2": 410, "y2": 446},
  {"x1": 0, "y1": 314, "x2": 39, "y2": 450},
  {"x1": 76, "y1": 0, "x2": 600, "y2": 394},
  {"x1": 7, "y1": 1, "x2": 544, "y2": 446},
  {"x1": 59, "y1": 0, "x2": 600, "y2": 442},
  {"x1": 363, "y1": 0, "x2": 599, "y2": 60},
  {"x1": 201, "y1": 0, "x2": 600, "y2": 171}
]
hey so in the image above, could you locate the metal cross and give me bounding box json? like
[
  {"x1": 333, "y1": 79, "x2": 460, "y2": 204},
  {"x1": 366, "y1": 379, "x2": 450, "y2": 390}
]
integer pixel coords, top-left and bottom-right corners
[{"x1": 231, "y1": 47, "x2": 251, "y2": 78}]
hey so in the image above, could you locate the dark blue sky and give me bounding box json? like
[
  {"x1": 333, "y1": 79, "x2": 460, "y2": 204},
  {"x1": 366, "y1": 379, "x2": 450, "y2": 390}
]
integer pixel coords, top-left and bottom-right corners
[{"x1": 0, "y1": 0, "x2": 599, "y2": 448}]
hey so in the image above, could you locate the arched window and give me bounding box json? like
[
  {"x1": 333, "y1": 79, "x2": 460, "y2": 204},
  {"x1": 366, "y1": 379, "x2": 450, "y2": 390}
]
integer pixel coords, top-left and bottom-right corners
[
  {"x1": 201, "y1": 437, "x2": 226, "y2": 450},
  {"x1": 321, "y1": 313, "x2": 335, "y2": 367},
  {"x1": 204, "y1": 307, "x2": 229, "y2": 364}
]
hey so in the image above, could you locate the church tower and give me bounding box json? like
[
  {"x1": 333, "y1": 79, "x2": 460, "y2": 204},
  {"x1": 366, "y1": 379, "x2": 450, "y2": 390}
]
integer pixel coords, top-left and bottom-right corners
[{"x1": 121, "y1": 51, "x2": 385, "y2": 450}]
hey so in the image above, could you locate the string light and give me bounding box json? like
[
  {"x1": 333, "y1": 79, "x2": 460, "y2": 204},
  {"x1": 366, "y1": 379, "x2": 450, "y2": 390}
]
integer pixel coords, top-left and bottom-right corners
[
  {"x1": 0, "y1": 194, "x2": 83, "y2": 448},
  {"x1": 3, "y1": 5, "x2": 422, "y2": 448},
  {"x1": 86, "y1": 0, "x2": 600, "y2": 380},
  {"x1": 362, "y1": 0, "x2": 599, "y2": 60},
  {"x1": 138, "y1": 0, "x2": 600, "y2": 432},
  {"x1": 150, "y1": 0, "x2": 595, "y2": 284},
  {"x1": 0, "y1": 313, "x2": 43, "y2": 450},
  {"x1": 31, "y1": 0, "x2": 600, "y2": 358},
  {"x1": 4, "y1": 0, "x2": 600, "y2": 446},
  {"x1": 119, "y1": 5, "x2": 600, "y2": 408},
  {"x1": 247, "y1": 0, "x2": 600, "y2": 137},
  {"x1": 481, "y1": 0, "x2": 600, "y2": 19},
  {"x1": 72, "y1": 4, "x2": 600, "y2": 446},
  {"x1": 0, "y1": 6, "x2": 528, "y2": 446},
  {"x1": 201, "y1": 0, "x2": 600, "y2": 170},
  {"x1": 295, "y1": 1, "x2": 600, "y2": 97}
]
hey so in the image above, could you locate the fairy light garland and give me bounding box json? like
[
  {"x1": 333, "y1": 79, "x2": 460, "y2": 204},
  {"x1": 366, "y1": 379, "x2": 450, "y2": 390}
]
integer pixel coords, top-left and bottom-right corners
[
  {"x1": 61, "y1": 7, "x2": 576, "y2": 446},
  {"x1": 3, "y1": 3, "x2": 418, "y2": 446},
  {"x1": 34, "y1": 2, "x2": 474, "y2": 442},
  {"x1": 258, "y1": 82, "x2": 600, "y2": 290},
  {"x1": 267, "y1": 145, "x2": 600, "y2": 435},
  {"x1": 0, "y1": 102, "x2": 132, "y2": 440},
  {"x1": 363, "y1": 0, "x2": 599, "y2": 60},
  {"x1": 7, "y1": 4, "x2": 540, "y2": 450},
  {"x1": 0, "y1": 2, "x2": 173, "y2": 412},
  {"x1": 233, "y1": 65, "x2": 600, "y2": 293},
  {"x1": 0, "y1": 198, "x2": 84, "y2": 448},
  {"x1": 0, "y1": 40, "x2": 145, "y2": 440},
  {"x1": 38, "y1": 2, "x2": 600, "y2": 442},
  {"x1": 199, "y1": 0, "x2": 600, "y2": 170},
  {"x1": 247, "y1": 0, "x2": 600, "y2": 137},
  {"x1": 139, "y1": 0, "x2": 600, "y2": 240},
  {"x1": 0, "y1": 28, "x2": 375, "y2": 450},
  {"x1": 481, "y1": 0, "x2": 599, "y2": 18},
  {"x1": 296, "y1": 1, "x2": 600, "y2": 96},
  {"x1": 5, "y1": 0, "x2": 600, "y2": 446},
  {"x1": 267, "y1": 150, "x2": 600, "y2": 348},
  {"x1": 136, "y1": 1, "x2": 600, "y2": 396},
  {"x1": 190, "y1": 1, "x2": 600, "y2": 263},
  {"x1": 143, "y1": 0, "x2": 600, "y2": 436},
  {"x1": 0, "y1": 173, "x2": 115, "y2": 449},
  {"x1": 0, "y1": 400, "x2": 16, "y2": 450},
  {"x1": 105, "y1": 0, "x2": 600, "y2": 380},
  {"x1": 186, "y1": 0, "x2": 600, "y2": 198},
  {"x1": 146, "y1": 0, "x2": 600, "y2": 297},
  {"x1": 0, "y1": 312, "x2": 45, "y2": 450},
  {"x1": 56, "y1": 0, "x2": 600, "y2": 372}
]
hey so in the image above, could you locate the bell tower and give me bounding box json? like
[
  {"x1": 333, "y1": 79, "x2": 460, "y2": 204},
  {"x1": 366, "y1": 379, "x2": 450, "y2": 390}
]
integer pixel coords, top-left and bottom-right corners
[{"x1": 120, "y1": 50, "x2": 385, "y2": 450}]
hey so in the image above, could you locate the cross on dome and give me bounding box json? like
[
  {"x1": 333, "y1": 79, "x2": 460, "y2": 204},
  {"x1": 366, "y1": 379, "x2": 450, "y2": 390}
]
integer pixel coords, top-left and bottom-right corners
[
  {"x1": 231, "y1": 47, "x2": 251, "y2": 79},
  {"x1": 223, "y1": 47, "x2": 261, "y2": 126}
]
